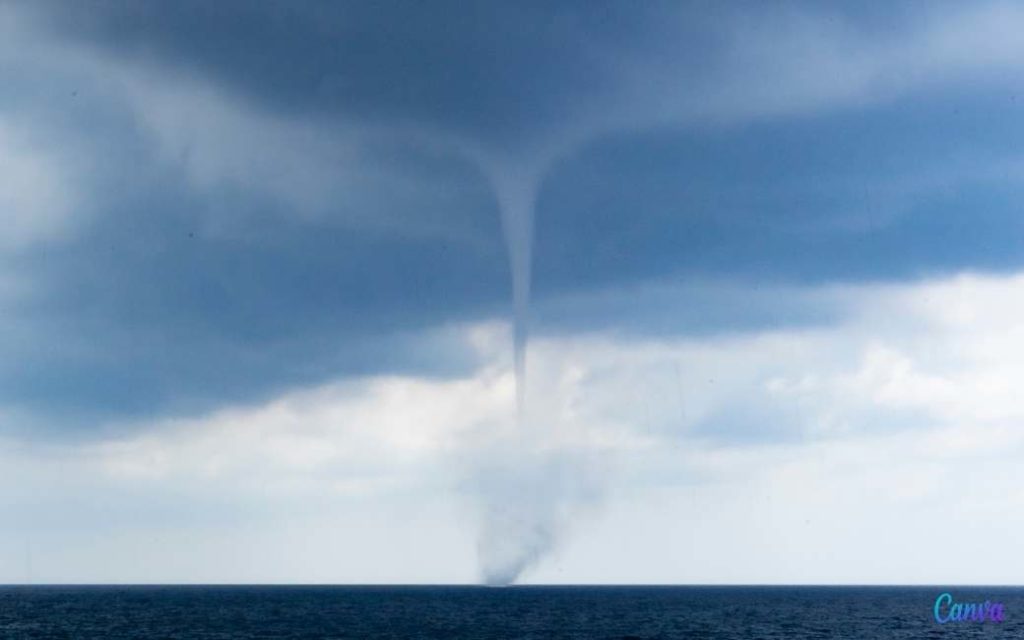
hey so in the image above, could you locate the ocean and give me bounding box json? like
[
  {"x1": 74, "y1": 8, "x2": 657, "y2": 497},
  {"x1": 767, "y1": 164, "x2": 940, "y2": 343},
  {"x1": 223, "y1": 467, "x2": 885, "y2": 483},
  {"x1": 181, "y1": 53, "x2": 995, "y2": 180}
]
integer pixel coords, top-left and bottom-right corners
[{"x1": 0, "y1": 585, "x2": 1020, "y2": 638}]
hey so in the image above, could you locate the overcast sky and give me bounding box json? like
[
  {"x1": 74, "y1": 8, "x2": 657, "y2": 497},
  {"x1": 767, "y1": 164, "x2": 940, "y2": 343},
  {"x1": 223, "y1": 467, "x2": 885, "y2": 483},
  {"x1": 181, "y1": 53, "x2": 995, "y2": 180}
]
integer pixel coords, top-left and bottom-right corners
[{"x1": 4, "y1": 0, "x2": 1024, "y2": 584}]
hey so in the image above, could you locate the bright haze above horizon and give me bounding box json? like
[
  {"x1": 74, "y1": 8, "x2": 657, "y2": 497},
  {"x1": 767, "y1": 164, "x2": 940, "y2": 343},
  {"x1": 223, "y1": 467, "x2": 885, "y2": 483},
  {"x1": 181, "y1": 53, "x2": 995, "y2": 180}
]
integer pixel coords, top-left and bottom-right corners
[{"x1": 3, "y1": 0, "x2": 1024, "y2": 584}]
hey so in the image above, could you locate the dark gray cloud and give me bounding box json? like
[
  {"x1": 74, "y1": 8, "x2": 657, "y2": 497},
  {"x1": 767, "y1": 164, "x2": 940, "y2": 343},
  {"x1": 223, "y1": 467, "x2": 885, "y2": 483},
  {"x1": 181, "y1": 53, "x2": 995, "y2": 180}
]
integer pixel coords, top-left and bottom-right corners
[
  {"x1": 4, "y1": 0, "x2": 1024, "y2": 432},
  {"x1": 534, "y1": 90, "x2": 1024, "y2": 293},
  {"x1": 28, "y1": 1, "x2": 714, "y2": 146}
]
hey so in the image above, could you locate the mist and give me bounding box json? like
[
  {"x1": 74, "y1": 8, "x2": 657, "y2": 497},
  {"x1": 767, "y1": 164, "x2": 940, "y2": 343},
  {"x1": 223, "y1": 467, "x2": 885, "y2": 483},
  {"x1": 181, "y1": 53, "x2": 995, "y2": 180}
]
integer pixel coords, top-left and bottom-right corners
[{"x1": 471, "y1": 442, "x2": 605, "y2": 586}]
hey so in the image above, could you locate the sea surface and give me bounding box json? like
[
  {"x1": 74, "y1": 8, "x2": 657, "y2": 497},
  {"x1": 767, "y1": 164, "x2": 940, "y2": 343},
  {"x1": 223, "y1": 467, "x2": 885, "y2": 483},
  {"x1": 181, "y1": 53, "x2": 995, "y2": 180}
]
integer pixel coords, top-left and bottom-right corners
[{"x1": 0, "y1": 585, "x2": 1021, "y2": 639}]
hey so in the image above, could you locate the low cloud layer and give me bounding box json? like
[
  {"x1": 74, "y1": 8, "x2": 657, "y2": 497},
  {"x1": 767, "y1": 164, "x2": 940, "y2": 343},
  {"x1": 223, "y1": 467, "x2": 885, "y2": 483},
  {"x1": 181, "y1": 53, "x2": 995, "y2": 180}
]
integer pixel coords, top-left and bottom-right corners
[{"x1": 2, "y1": 273, "x2": 1023, "y2": 581}]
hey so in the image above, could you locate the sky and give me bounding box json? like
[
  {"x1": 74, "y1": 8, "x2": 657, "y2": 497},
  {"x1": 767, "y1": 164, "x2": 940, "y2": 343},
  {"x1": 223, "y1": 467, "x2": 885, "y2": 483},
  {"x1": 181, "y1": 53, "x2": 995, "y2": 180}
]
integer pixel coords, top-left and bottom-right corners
[{"x1": 3, "y1": 0, "x2": 1024, "y2": 583}]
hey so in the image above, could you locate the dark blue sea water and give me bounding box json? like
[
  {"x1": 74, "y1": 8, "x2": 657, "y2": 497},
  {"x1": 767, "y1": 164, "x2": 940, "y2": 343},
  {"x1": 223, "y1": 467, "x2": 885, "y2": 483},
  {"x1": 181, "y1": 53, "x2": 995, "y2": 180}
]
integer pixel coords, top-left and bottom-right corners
[{"x1": 0, "y1": 585, "x2": 1021, "y2": 639}]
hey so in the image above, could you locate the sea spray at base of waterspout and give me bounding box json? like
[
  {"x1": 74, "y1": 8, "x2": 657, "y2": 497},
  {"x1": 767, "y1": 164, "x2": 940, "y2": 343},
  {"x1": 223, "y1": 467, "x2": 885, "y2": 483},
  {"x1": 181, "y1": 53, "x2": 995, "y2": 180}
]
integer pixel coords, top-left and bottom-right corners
[{"x1": 473, "y1": 447, "x2": 604, "y2": 586}]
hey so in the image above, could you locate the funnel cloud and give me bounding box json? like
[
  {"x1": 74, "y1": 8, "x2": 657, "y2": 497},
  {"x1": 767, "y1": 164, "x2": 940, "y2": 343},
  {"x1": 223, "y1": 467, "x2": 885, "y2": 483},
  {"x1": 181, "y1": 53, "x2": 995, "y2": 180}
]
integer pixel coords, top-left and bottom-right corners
[{"x1": 476, "y1": 157, "x2": 604, "y2": 585}]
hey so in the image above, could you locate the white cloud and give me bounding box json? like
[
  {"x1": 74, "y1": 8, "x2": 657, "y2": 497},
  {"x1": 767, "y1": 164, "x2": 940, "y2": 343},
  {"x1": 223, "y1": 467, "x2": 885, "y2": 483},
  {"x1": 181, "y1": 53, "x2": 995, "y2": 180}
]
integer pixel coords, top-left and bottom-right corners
[
  {"x1": 90, "y1": 355, "x2": 516, "y2": 493},
  {"x1": 0, "y1": 270, "x2": 1002, "y2": 582},
  {"x1": 74, "y1": 271, "x2": 1024, "y2": 496}
]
